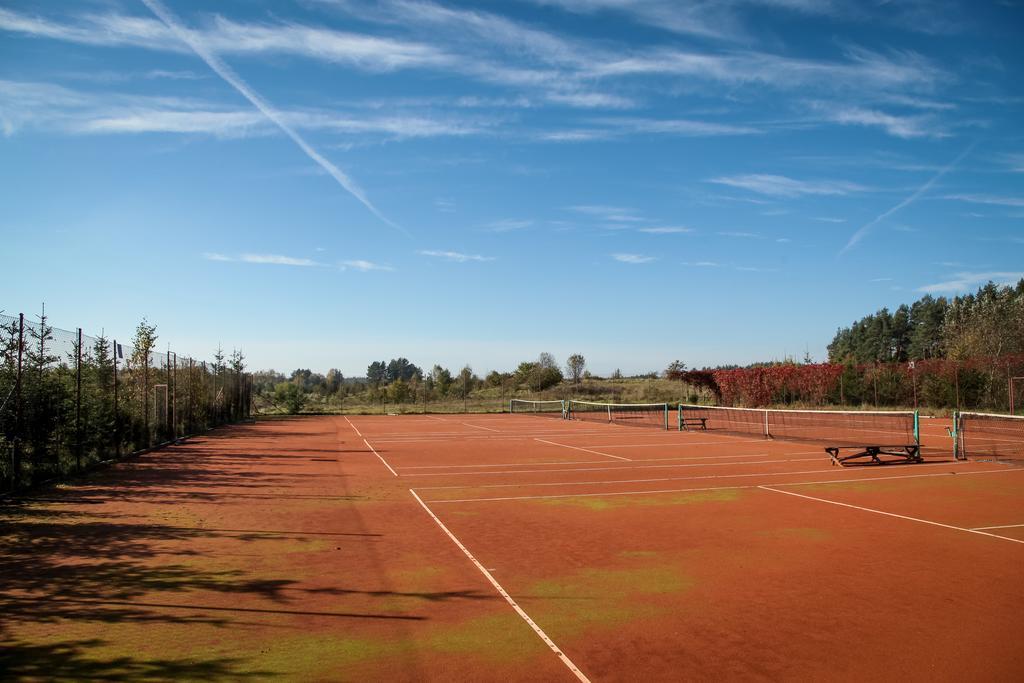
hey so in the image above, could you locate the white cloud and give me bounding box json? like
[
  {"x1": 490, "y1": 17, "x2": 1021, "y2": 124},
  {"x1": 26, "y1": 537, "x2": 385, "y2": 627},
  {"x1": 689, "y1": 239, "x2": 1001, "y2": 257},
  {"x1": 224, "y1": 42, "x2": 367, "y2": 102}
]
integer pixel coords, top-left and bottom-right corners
[
  {"x1": 638, "y1": 226, "x2": 694, "y2": 234},
  {"x1": 612, "y1": 253, "x2": 655, "y2": 264},
  {"x1": 484, "y1": 219, "x2": 534, "y2": 232},
  {"x1": 341, "y1": 259, "x2": 393, "y2": 271},
  {"x1": 812, "y1": 216, "x2": 846, "y2": 223},
  {"x1": 567, "y1": 205, "x2": 645, "y2": 223},
  {"x1": 998, "y1": 153, "x2": 1024, "y2": 173},
  {"x1": 943, "y1": 194, "x2": 1024, "y2": 208},
  {"x1": 538, "y1": 129, "x2": 610, "y2": 142},
  {"x1": 202, "y1": 252, "x2": 234, "y2": 262},
  {"x1": 240, "y1": 253, "x2": 320, "y2": 266},
  {"x1": 809, "y1": 102, "x2": 944, "y2": 138},
  {"x1": 79, "y1": 109, "x2": 265, "y2": 136},
  {"x1": 590, "y1": 117, "x2": 760, "y2": 137},
  {"x1": 590, "y1": 45, "x2": 943, "y2": 94},
  {"x1": 918, "y1": 272, "x2": 1024, "y2": 294},
  {"x1": 708, "y1": 174, "x2": 866, "y2": 197},
  {"x1": 434, "y1": 198, "x2": 456, "y2": 212},
  {"x1": 682, "y1": 261, "x2": 721, "y2": 267},
  {"x1": 0, "y1": 79, "x2": 487, "y2": 140},
  {"x1": 419, "y1": 250, "x2": 495, "y2": 262},
  {"x1": 718, "y1": 231, "x2": 761, "y2": 239},
  {"x1": 0, "y1": 8, "x2": 453, "y2": 72},
  {"x1": 546, "y1": 91, "x2": 636, "y2": 109}
]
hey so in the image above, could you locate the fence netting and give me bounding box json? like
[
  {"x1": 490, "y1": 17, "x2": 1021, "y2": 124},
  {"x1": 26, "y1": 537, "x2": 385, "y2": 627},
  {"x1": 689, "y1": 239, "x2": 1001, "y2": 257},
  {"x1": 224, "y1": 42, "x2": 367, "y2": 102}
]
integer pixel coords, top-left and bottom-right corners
[{"x1": 0, "y1": 312, "x2": 251, "y2": 493}]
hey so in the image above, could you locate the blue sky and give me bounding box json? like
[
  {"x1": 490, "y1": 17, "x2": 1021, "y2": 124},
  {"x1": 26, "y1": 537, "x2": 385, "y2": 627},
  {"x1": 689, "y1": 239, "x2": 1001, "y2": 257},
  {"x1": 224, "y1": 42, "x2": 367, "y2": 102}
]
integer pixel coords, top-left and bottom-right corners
[{"x1": 1, "y1": 0, "x2": 1022, "y2": 376}]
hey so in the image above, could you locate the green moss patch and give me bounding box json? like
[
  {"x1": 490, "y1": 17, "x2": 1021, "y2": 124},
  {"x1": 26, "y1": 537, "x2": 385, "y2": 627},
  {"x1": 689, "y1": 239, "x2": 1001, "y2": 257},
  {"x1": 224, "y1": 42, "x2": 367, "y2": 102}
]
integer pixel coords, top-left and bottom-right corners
[{"x1": 523, "y1": 564, "x2": 694, "y2": 641}]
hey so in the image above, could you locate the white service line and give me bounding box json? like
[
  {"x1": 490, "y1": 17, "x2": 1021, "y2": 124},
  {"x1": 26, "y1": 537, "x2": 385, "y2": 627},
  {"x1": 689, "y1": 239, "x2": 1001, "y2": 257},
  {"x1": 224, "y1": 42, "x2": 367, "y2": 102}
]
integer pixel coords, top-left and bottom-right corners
[
  {"x1": 408, "y1": 490, "x2": 590, "y2": 682},
  {"x1": 398, "y1": 458, "x2": 615, "y2": 470},
  {"x1": 535, "y1": 438, "x2": 631, "y2": 461},
  {"x1": 758, "y1": 485, "x2": 1024, "y2": 545},
  {"x1": 574, "y1": 438, "x2": 769, "y2": 449},
  {"x1": 344, "y1": 416, "x2": 362, "y2": 437},
  {"x1": 363, "y1": 438, "x2": 398, "y2": 477},
  {"x1": 395, "y1": 450, "x2": 817, "y2": 471},
  {"x1": 401, "y1": 456, "x2": 822, "y2": 478},
  {"x1": 415, "y1": 465, "x2": 850, "y2": 491},
  {"x1": 462, "y1": 422, "x2": 501, "y2": 432},
  {"x1": 970, "y1": 523, "x2": 1024, "y2": 531},
  {"x1": 421, "y1": 462, "x2": 1013, "y2": 504}
]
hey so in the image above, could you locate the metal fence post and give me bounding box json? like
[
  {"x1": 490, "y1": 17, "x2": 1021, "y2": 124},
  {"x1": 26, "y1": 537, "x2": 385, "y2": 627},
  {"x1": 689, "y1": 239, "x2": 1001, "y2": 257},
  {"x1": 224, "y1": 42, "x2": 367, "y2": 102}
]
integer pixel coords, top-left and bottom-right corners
[
  {"x1": 76, "y1": 327, "x2": 82, "y2": 471},
  {"x1": 12, "y1": 313, "x2": 24, "y2": 489},
  {"x1": 171, "y1": 352, "x2": 177, "y2": 440},
  {"x1": 113, "y1": 339, "x2": 120, "y2": 458}
]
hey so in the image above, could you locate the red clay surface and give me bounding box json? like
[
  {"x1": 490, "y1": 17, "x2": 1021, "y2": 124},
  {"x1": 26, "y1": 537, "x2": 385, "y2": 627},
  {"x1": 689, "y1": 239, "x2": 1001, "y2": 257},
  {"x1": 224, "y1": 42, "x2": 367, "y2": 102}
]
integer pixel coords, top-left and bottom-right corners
[{"x1": 2, "y1": 413, "x2": 1022, "y2": 681}]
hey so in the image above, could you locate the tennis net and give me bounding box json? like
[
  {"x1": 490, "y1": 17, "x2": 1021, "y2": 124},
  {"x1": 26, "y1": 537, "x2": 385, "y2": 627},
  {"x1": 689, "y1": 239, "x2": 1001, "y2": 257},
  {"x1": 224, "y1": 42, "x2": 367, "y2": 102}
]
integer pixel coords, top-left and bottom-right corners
[
  {"x1": 954, "y1": 412, "x2": 1024, "y2": 463},
  {"x1": 509, "y1": 399, "x2": 565, "y2": 418},
  {"x1": 568, "y1": 401, "x2": 670, "y2": 430},
  {"x1": 678, "y1": 405, "x2": 919, "y2": 447}
]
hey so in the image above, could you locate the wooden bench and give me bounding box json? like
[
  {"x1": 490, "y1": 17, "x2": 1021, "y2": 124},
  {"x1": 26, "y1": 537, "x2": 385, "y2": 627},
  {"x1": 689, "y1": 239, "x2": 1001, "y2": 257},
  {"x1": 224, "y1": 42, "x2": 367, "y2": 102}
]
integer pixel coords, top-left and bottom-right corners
[
  {"x1": 826, "y1": 445, "x2": 922, "y2": 467},
  {"x1": 680, "y1": 417, "x2": 707, "y2": 431}
]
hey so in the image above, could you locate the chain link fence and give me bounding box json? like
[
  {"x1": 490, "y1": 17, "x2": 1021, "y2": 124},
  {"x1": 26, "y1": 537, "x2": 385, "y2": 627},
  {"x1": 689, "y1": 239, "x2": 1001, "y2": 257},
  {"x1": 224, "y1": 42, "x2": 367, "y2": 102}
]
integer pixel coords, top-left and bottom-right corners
[{"x1": 0, "y1": 312, "x2": 251, "y2": 494}]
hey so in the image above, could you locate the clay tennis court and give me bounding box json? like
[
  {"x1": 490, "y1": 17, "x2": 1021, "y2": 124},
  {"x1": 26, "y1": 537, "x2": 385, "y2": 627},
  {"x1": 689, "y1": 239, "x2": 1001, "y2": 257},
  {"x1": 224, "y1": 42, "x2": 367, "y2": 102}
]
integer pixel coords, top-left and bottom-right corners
[{"x1": 2, "y1": 413, "x2": 1023, "y2": 680}]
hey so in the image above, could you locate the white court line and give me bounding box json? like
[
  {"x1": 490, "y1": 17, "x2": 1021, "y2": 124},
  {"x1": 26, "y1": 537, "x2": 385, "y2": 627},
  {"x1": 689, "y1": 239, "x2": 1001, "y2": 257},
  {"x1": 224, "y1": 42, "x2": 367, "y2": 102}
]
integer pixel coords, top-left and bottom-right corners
[
  {"x1": 420, "y1": 462, "x2": 1014, "y2": 504},
  {"x1": 370, "y1": 429, "x2": 622, "y2": 443},
  {"x1": 399, "y1": 459, "x2": 615, "y2": 470},
  {"x1": 415, "y1": 464, "x2": 850, "y2": 491},
  {"x1": 758, "y1": 485, "x2": 1024, "y2": 545},
  {"x1": 462, "y1": 422, "x2": 501, "y2": 433},
  {"x1": 395, "y1": 450, "x2": 799, "y2": 471},
  {"x1": 344, "y1": 416, "x2": 362, "y2": 437},
  {"x1": 401, "y1": 456, "x2": 823, "y2": 478},
  {"x1": 535, "y1": 438, "x2": 631, "y2": 461},
  {"x1": 363, "y1": 438, "x2": 398, "y2": 477},
  {"x1": 408, "y1": 490, "x2": 590, "y2": 682},
  {"x1": 573, "y1": 438, "x2": 768, "y2": 449},
  {"x1": 971, "y1": 523, "x2": 1024, "y2": 531}
]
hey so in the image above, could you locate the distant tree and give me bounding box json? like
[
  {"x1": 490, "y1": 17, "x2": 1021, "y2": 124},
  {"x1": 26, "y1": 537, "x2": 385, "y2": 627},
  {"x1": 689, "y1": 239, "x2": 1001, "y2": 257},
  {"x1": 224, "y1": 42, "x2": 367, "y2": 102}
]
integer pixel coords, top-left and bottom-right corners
[
  {"x1": 430, "y1": 364, "x2": 453, "y2": 396},
  {"x1": 324, "y1": 369, "x2": 344, "y2": 396},
  {"x1": 273, "y1": 382, "x2": 306, "y2": 414},
  {"x1": 664, "y1": 360, "x2": 687, "y2": 380},
  {"x1": 519, "y1": 354, "x2": 562, "y2": 392},
  {"x1": 367, "y1": 360, "x2": 386, "y2": 388},
  {"x1": 458, "y1": 365, "x2": 475, "y2": 396},
  {"x1": 386, "y1": 357, "x2": 421, "y2": 383},
  {"x1": 388, "y1": 378, "x2": 412, "y2": 403},
  {"x1": 129, "y1": 318, "x2": 158, "y2": 444},
  {"x1": 565, "y1": 354, "x2": 586, "y2": 386},
  {"x1": 611, "y1": 368, "x2": 623, "y2": 380}
]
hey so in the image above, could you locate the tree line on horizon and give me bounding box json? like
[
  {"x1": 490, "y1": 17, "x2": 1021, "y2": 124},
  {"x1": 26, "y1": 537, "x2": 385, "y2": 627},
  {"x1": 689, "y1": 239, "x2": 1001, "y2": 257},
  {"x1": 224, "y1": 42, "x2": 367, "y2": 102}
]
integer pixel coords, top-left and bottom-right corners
[{"x1": 827, "y1": 278, "x2": 1024, "y2": 364}]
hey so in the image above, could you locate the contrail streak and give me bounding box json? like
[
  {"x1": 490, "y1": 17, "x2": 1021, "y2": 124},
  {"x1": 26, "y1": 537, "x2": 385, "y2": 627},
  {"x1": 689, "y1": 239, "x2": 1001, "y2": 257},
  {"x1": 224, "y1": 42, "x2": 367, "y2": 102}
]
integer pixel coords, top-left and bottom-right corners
[
  {"x1": 840, "y1": 142, "x2": 975, "y2": 255},
  {"x1": 140, "y1": 0, "x2": 407, "y2": 236}
]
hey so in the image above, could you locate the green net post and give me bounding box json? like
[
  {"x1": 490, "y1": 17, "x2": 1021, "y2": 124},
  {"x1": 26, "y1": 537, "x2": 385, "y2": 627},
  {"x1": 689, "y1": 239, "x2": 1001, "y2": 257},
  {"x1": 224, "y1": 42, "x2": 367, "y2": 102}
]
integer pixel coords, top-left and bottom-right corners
[
  {"x1": 913, "y1": 411, "x2": 920, "y2": 445},
  {"x1": 677, "y1": 405, "x2": 683, "y2": 431},
  {"x1": 952, "y1": 410, "x2": 960, "y2": 460},
  {"x1": 663, "y1": 403, "x2": 669, "y2": 430}
]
